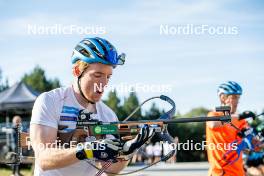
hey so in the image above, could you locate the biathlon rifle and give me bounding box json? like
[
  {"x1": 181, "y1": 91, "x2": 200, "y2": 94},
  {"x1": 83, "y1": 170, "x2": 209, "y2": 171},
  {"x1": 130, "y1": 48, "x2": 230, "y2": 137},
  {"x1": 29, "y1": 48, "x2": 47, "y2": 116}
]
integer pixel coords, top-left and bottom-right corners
[{"x1": 8, "y1": 95, "x2": 232, "y2": 175}]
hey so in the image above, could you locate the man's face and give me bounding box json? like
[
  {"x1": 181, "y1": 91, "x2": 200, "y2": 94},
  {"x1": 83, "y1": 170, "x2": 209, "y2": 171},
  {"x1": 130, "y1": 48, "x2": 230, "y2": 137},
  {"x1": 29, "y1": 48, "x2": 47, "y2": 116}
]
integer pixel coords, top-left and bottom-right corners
[
  {"x1": 79, "y1": 63, "x2": 113, "y2": 102},
  {"x1": 13, "y1": 116, "x2": 21, "y2": 125},
  {"x1": 221, "y1": 94, "x2": 240, "y2": 113}
]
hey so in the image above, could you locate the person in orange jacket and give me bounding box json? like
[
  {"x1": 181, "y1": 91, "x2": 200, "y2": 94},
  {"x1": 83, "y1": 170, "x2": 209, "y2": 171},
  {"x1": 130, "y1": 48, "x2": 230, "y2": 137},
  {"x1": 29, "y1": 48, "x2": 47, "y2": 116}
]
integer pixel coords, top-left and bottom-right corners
[{"x1": 206, "y1": 81, "x2": 256, "y2": 176}]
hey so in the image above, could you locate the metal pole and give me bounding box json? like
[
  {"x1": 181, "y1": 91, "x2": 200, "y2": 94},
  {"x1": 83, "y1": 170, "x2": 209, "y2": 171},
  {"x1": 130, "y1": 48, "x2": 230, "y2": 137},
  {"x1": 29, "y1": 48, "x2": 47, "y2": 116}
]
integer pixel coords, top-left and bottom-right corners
[{"x1": 5, "y1": 111, "x2": 10, "y2": 148}]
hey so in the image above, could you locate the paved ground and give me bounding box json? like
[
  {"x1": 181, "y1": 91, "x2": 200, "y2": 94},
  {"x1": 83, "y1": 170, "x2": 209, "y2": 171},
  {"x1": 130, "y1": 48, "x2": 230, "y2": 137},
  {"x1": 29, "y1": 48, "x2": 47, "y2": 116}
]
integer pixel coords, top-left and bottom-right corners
[{"x1": 122, "y1": 162, "x2": 209, "y2": 176}]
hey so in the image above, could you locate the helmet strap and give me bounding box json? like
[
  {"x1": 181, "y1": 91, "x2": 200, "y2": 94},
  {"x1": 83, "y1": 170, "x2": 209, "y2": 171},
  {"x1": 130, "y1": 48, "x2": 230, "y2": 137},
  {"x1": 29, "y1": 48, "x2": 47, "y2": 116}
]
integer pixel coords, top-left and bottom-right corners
[{"x1": 77, "y1": 75, "x2": 95, "y2": 105}]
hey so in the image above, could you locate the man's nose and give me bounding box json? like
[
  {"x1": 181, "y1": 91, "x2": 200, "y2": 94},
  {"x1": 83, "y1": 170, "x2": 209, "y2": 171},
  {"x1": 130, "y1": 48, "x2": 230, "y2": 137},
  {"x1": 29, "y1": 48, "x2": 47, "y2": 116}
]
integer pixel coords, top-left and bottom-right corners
[{"x1": 99, "y1": 78, "x2": 108, "y2": 88}]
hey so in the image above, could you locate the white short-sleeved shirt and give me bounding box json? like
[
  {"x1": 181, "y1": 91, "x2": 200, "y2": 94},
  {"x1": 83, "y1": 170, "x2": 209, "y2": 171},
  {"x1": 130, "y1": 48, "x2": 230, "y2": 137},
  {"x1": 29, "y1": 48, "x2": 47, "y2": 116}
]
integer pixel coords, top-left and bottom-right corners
[
  {"x1": 145, "y1": 144, "x2": 154, "y2": 156},
  {"x1": 153, "y1": 143, "x2": 162, "y2": 157},
  {"x1": 30, "y1": 86, "x2": 118, "y2": 176}
]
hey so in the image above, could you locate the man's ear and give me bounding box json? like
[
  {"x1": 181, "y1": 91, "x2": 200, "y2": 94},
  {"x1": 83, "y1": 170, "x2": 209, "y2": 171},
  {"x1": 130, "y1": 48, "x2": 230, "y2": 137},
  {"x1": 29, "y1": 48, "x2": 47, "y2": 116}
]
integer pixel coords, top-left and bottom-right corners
[{"x1": 72, "y1": 65, "x2": 81, "y2": 77}]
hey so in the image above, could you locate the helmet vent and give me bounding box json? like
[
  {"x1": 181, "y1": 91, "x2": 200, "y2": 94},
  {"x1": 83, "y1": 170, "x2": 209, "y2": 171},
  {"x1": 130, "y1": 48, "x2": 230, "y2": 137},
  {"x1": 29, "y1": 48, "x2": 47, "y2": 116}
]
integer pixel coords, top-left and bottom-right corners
[{"x1": 79, "y1": 48, "x2": 91, "y2": 57}]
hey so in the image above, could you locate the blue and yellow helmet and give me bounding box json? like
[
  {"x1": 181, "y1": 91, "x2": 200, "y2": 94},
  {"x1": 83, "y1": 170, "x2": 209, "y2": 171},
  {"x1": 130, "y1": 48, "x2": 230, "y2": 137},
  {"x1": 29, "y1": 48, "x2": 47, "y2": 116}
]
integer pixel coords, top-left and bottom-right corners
[{"x1": 71, "y1": 37, "x2": 125, "y2": 66}]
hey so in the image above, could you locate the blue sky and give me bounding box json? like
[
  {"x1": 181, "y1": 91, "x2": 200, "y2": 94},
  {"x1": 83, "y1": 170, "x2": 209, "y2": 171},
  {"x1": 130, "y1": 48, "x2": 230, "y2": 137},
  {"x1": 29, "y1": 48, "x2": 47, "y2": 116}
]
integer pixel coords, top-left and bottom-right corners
[{"x1": 0, "y1": 0, "x2": 263, "y2": 114}]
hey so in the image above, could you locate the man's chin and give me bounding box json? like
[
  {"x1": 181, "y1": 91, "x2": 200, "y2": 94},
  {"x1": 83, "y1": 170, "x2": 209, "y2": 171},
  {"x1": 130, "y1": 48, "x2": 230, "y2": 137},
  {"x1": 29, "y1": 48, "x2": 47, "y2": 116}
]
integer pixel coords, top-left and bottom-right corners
[{"x1": 92, "y1": 95, "x2": 103, "y2": 102}]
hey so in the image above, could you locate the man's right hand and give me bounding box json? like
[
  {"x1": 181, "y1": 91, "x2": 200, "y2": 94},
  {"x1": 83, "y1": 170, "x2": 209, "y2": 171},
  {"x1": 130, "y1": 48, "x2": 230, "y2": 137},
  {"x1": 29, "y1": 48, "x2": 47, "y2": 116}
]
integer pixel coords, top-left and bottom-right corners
[
  {"x1": 121, "y1": 124, "x2": 155, "y2": 156},
  {"x1": 238, "y1": 111, "x2": 256, "y2": 120},
  {"x1": 76, "y1": 139, "x2": 121, "y2": 162}
]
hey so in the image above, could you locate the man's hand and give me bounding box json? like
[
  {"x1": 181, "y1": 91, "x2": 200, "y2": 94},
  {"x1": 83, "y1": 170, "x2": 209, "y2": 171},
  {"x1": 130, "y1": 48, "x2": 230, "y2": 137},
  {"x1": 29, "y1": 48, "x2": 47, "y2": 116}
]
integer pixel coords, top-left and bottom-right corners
[
  {"x1": 239, "y1": 111, "x2": 256, "y2": 120},
  {"x1": 121, "y1": 124, "x2": 155, "y2": 156},
  {"x1": 76, "y1": 139, "x2": 121, "y2": 162}
]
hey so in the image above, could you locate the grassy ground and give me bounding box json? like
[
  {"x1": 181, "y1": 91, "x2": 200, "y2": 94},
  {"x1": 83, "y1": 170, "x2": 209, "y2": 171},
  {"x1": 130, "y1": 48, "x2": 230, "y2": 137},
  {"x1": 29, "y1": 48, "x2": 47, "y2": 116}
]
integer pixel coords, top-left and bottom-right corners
[{"x1": 0, "y1": 168, "x2": 32, "y2": 176}]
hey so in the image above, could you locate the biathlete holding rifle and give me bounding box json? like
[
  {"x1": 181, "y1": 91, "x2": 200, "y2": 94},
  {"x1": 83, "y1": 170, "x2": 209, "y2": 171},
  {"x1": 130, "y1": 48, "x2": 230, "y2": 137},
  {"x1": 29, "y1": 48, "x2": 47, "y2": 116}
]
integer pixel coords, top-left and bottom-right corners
[
  {"x1": 30, "y1": 37, "x2": 155, "y2": 176},
  {"x1": 206, "y1": 81, "x2": 256, "y2": 176}
]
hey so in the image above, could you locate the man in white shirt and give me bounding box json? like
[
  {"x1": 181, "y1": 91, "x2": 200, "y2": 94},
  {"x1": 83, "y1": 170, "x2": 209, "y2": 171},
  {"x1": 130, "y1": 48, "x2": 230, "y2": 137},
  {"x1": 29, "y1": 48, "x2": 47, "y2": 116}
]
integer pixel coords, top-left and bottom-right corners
[
  {"x1": 30, "y1": 37, "x2": 155, "y2": 176},
  {"x1": 145, "y1": 144, "x2": 154, "y2": 164},
  {"x1": 153, "y1": 142, "x2": 162, "y2": 163}
]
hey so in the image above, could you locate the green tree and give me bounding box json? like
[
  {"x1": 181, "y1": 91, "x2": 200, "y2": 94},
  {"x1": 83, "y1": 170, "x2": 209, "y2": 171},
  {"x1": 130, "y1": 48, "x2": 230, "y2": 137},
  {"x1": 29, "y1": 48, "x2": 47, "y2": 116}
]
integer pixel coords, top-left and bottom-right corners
[
  {"x1": 104, "y1": 91, "x2": 142, "y2": 121},
  {"x1": 104, "y1": 90, "x2": 121, "y2": 113},
  {"x1": 0, "y1": 68, "x2": 9, "y2": 92},
  {"x1": 183, "y1": 107, "x2": 209, "y2": 117},
  {"x1": 22, "y1": 65, "x2": 61, "y2": 93},
  {"x1": 103, "y1": 90, "x2": 126, "y2": 120},
  {"x1": 144, "y1": 103, "x2": 163, "y2": 120},
  {"x1": 168, "y1": 107, "x2": 209, "y2": 162},
  {"x1": 122, "y1": 92, "x2": 142, "y2": 121}
]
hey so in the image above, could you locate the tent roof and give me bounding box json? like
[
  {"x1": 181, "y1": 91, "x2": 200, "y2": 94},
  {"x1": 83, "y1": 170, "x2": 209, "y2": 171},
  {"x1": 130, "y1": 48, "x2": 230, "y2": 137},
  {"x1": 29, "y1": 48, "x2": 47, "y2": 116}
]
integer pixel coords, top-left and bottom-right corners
[{"x1": 0, "y1": 82, "x2": 39, "y2": 110}]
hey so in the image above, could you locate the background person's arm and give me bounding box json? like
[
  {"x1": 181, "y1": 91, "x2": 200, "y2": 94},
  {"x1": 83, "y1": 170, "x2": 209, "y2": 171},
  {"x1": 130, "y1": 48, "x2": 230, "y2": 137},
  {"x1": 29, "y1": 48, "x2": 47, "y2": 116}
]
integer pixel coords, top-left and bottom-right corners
[
  {"x1": 207, "y1": 114, "x2": 239, "y2": 129},
  {"x1": 30, "y1": 124, "x2": 79, "y2": 171}
]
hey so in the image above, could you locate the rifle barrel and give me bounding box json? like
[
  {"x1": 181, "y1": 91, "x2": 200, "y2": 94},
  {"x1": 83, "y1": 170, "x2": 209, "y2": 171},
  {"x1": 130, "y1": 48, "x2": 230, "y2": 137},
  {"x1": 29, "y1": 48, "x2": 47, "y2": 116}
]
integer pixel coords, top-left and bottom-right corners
[{"x1": 110, "y1": 116, "x2": 231, "y2": 124}]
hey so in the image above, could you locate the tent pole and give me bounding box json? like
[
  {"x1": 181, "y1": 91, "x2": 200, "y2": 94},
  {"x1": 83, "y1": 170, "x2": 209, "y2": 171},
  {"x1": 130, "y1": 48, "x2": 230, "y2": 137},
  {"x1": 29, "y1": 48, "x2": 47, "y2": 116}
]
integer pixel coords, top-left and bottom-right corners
[{"x1": 5, "y1": 111, "x2": 10, "y2": 148}]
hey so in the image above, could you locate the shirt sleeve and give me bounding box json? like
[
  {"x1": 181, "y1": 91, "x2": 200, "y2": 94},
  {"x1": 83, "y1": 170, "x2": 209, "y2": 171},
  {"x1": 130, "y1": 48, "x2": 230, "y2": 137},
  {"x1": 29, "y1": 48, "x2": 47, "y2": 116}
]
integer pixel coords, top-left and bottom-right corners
[
  {"x1": 107, "y1": 108, "x2": 118, "y2": 121},
  {"x1": 97, "y1": 101, "x2": 119, "y2": 122},
  {"x1": 30, "y1": 92, "x2": 59, "y2": 129},
  {"x1": 237, "y1": 119, "x2": 249, "y2": 130}
]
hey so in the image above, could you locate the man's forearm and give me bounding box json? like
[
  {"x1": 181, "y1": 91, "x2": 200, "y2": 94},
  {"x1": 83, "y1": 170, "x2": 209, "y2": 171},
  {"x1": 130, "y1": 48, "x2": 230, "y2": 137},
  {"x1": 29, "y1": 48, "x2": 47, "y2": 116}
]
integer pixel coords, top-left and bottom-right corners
[
  {"x1": 30, "y1": 124, "x2": 79, "y2": 171},
  {"x1": 35, "y1": 147, "x2": 79, "y2": 171}
]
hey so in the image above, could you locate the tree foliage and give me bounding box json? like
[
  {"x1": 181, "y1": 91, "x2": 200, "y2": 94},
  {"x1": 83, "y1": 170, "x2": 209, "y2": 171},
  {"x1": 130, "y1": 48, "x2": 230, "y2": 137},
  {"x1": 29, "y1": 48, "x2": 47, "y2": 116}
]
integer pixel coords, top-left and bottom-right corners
[
  {"x1": 0, "y1": 68, "x2": 9, "y2": 92},
  {"x1": 22, "y1": 66, "x2": 61, "y2": 93}
]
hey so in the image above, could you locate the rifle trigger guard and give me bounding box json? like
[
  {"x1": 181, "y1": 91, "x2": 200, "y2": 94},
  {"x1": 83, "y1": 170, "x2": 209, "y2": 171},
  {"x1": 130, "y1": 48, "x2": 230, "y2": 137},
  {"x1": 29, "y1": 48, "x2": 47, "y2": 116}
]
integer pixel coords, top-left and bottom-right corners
[{"x1": 84, "y1": 126, "x2": 89, "y2": 132}]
